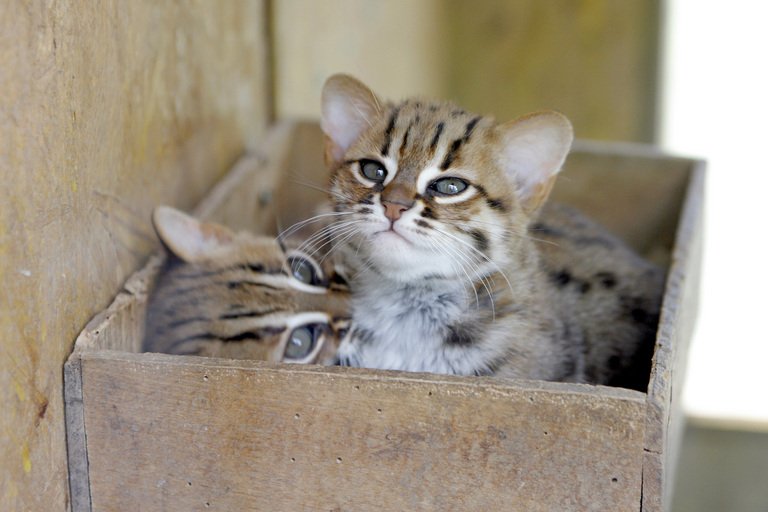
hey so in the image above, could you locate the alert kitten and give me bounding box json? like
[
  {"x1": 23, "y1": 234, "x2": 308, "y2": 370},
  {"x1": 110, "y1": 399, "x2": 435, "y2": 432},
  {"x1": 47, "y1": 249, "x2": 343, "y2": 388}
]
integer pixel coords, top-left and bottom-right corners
[
  {"x1": 319, "y1": 74, "x2": 663, "y2": 389},
  {"x1": 142, "y1": 206, "x2": 351, "y2": 364}
]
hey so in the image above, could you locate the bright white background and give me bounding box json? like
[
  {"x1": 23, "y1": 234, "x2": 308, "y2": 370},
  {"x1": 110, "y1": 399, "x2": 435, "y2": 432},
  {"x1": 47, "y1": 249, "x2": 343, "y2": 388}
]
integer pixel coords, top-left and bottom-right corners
[{"x1": 662, "y1": 0, "x2": 768, "y2": 427}]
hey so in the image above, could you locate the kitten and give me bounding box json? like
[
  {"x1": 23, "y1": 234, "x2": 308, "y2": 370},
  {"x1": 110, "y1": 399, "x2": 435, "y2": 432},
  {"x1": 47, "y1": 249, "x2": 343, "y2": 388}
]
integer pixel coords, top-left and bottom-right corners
[
  {"x1": 319, "y1": 74, "x2": 664, "y2": 389},
  {"x1": 533, "y1": 203, "x2": 664, "y2": 389},
  {"x1": 142, "y1": 206, "x2": 351, "y2": 364}
]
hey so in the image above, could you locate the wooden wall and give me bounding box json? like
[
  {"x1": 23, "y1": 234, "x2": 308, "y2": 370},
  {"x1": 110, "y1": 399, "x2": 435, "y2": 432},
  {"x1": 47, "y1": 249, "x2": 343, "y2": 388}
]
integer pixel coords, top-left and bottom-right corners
[
  {"x1": 0, "y1": 2, "x2": 268, "y2": 510},
  {"x1": 273, "y1": 0, "x2": 660, "y2": 143},
  {"x1": 272, "y1": 0, "x2": 447, "y2": 118},
  {"x1": 442, "y1": 0, "x2": 660, "y2": 142}
]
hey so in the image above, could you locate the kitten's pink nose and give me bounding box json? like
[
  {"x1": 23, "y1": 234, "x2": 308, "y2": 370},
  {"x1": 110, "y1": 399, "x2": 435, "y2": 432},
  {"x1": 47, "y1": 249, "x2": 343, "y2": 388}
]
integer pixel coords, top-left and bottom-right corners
[{"x1": 383, "y1": 201, "x2": 409, "y2": 222}]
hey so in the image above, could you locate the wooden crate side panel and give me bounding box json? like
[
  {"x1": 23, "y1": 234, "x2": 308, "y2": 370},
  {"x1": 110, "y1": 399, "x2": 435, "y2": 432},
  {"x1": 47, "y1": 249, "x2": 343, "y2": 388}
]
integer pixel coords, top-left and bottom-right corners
[
  {"x1": 642, "y1": 161, "x2": 706, "y2": 511},
  {"x1": 81, "y1": 353, "x2": 646, "y2": 512}
]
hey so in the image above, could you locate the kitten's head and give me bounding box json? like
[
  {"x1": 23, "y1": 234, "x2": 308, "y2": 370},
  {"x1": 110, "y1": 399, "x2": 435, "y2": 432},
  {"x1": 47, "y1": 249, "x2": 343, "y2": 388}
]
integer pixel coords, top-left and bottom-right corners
[
  {"x1": 320, "y1": 74, "x2": 573, "y2": 281},
  {"x1": 143, "y1": 206, "x2": 350, "y2": 364}
]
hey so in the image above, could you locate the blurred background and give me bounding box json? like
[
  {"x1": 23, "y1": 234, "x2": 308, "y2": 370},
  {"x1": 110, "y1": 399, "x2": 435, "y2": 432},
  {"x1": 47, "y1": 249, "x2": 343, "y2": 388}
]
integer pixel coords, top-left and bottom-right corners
[{"x1": 2, "y1": 1, "x2": 766, "y2": 510}]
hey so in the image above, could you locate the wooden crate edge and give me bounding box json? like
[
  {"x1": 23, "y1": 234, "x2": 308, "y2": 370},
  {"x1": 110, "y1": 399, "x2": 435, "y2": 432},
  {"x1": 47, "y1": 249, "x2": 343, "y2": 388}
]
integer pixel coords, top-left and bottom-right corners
[
  {"x1": 641, "y1": 158, "x2": 706, "y2": 511},
  {"x1": 64, "y1": 355, "x2": 92, "y2": 512}
]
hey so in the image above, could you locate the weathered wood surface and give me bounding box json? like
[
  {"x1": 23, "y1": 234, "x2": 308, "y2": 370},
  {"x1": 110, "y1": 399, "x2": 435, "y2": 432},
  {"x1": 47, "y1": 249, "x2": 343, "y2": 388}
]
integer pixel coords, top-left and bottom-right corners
[
  {"x1": 0, "y1": 2, "x2": 268, "y2": 510},
  {"x1": 80, "y1": 351, "x2": 646, "y2": 512},
  {"x1": 641, "y1": 160, "x2": 706, "y2": 512}
]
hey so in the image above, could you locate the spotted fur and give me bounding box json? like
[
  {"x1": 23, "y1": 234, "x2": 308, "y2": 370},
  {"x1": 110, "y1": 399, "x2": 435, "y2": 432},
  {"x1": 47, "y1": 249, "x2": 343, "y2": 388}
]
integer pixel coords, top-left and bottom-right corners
[
  {"x1": 142, "y1": 206, "x2": 351, "y2": 364},
  {"x1": 533, "y1": 203, "x2": 664, "y2": 389},
  {"x1": 319, "y1": 74, "x2": 664, "y2": 389}
]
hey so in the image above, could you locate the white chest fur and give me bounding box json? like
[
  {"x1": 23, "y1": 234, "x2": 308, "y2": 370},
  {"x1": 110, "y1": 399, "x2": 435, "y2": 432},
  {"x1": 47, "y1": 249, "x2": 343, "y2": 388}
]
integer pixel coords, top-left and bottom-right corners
[{"x1": 339, "y1": 274, "x2": 496, "y2": 375}]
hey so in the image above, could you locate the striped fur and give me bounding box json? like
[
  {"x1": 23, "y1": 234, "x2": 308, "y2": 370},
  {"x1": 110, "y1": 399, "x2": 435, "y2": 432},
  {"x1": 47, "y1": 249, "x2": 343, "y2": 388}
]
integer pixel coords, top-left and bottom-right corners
[
  {"x1": 142, "y1": 207, "x2": 350, "y2": 364},
  {"x1": 319, "y1": 74, "x2": 663, "y2": 389}
]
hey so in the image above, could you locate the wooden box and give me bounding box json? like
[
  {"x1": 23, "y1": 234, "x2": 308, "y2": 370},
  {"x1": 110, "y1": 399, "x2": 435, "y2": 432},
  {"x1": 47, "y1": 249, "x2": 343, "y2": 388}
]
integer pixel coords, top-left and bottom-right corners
[{"x1": 64, "y1": 121, "x2": 704, "y2": 512}]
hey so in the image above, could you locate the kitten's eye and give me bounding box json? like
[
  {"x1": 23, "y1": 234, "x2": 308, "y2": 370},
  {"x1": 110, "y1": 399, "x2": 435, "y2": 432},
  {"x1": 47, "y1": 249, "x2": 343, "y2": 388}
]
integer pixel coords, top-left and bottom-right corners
[
  {"x1": 284, "y1": 324, "x2": 324, "y2": 360},
  {"x1": 430, "y1": 177, "x2": 469, "y2": 196},
  {"x1": 359, "y1": 159, "x2": 387, "y2": 183},
  {"x1": 287, "y1": 256, "x2": 322, "y2": 285}
]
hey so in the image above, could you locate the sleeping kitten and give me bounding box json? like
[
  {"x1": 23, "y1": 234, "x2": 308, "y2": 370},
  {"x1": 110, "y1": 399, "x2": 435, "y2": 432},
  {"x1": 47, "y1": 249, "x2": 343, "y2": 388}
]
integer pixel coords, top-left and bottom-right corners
[
  {"x1": 142, "y1": 206, "x2": 351, "y2": 364},
  {"x1": 319, "y1": 74, "x2": 664, "y2": 389}
]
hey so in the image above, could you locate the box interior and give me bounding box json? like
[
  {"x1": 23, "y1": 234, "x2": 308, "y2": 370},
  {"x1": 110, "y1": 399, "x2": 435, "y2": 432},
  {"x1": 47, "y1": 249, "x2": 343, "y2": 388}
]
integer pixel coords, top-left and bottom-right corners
[{"x1": 75, "y1": 121, "x2": 693, "y2": 374}]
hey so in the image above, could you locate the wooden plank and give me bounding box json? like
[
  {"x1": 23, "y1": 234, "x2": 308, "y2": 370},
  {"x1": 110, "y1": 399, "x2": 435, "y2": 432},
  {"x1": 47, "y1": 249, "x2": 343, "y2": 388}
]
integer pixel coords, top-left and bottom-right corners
[
  {"x1": 641, "y1": 161, "x2": 706, "y2": 511},
  {"x1": 63, "y1": 358, "x2": 92, "y2": 512},
  {"x1": 0, "y1": 2, "x2": 269, "y2": 509},
  {"x1": 80, "y1": 352, "x2": 646, "y2": 512}
]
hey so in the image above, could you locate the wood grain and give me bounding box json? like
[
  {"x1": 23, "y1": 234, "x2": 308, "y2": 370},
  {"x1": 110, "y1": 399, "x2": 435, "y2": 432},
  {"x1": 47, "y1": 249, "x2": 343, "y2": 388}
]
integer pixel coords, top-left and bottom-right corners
[
  {"x1": 0, "y1": 2, "x2": 268, "y2": 510},
  {"x1": 80, "y1": 352, "x2": 646, "y2": 512}
]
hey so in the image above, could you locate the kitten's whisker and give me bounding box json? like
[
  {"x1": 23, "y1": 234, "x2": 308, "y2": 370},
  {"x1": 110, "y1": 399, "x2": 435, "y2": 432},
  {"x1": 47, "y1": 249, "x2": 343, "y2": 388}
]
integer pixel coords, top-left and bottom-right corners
[
  {"x1": 289, "y1": 177, "x2": 357, "y2": 204},
  {"x1": 298, "y1": 225, "x2": 360, "y2": 259},
  {"x1": 278, "y1": 212, "x2": 355, "y2": 241},
  {"x1": 437, "y1": 236, "x2": 496, "y2": 318},
  {"x1": 428, "y1": 231, "x2": 495, "y2": 317},
  {"x1": 302, "y1": 223, "x2": 363, "y2": 261},
  {"x1": 424, "y1": 238, "x2": 479, "y2": 309},
  {"x1": 291, "y1": 219, "x2": 362, "y2": 253},
  {"x1": 320, "y1": 226, "x2": 363, "y2": 264},
  {"x1": 354, "y1": 235, "x2": 365, "y2": 258},
  {"x1": 292, "y1": 226, "x2": 351, "y2": 258},
  {"x1": 431, "y1": 226, "x2": 512, "y2": 306},
  {"x1": 351, "y1": 253, "x2": 378, "y2": 280}
]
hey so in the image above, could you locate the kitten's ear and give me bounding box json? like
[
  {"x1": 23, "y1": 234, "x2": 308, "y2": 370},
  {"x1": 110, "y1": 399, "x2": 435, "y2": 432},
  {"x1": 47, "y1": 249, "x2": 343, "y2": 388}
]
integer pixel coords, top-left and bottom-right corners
[
  {"x1": 152, "y1": 206, "x2": 235, "y2": 263},
  {"x1": 496, "y1": 111, "x2": 573, "y2": 214},
  {"x1": 321, "y1": 73, "x2": 381, "y2": 166}
]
